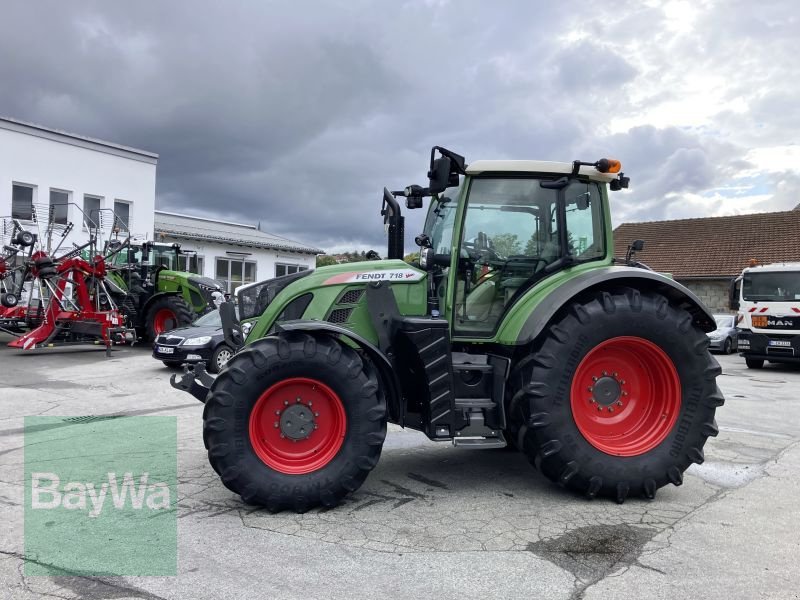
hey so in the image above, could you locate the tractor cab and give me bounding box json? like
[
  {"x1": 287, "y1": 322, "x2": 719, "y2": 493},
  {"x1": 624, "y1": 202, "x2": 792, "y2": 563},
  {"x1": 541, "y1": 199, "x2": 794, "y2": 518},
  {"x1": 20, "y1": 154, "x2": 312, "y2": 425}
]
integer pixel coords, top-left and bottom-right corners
[
  {"x1": 112, "y1": 241, "x2": 181, "y2": 271},
  {"x1": 402, "y1": 149, "x2": 628, "y2": 337}
]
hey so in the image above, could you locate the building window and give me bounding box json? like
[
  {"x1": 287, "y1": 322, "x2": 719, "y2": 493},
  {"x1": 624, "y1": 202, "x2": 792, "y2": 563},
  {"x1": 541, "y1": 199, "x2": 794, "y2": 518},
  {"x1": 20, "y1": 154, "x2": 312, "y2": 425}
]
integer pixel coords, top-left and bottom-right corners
[
  {"x1": 83, "y1": 195, "x2": 102, "y2": 229},
  {"x1": 49, "y1": 189, "x2": 70, "y2": 225},
  {"x1": 216, "y1": 257, "x2": 256, "y2": 292},
  {"x1": 113, "y1": 200, "x2": 131, "y2": 232},
  {"x1": 275, "y1": 263, "x2": 309, "y2": 277},
  {"x1": 12, "y1": 184, "x2": 35, "y2": 220},
  {"x1": 179, "y1": 254, "x2": 204, "y2": 275}
]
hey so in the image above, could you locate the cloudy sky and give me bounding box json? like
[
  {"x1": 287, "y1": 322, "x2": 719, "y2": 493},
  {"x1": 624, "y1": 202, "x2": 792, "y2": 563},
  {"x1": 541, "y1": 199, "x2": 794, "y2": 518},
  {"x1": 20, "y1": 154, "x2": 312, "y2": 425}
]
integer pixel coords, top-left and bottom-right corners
[{"x1": 1, "y1": 0, "x2": 797, "y2": 252}]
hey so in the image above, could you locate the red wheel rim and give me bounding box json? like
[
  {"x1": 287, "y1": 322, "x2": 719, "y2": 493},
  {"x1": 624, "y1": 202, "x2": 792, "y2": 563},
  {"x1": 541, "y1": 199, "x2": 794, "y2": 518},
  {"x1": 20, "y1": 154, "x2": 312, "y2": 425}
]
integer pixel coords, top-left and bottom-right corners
[
  {"x1": 153, "y1": 308, "x2": 177, "y2": 334},
  {"x1": 570, "y1": 336, "x2": 681, "y2": 457},
  {"x1": 249, "y1": 377, "x2": 347, "y2": 475}
]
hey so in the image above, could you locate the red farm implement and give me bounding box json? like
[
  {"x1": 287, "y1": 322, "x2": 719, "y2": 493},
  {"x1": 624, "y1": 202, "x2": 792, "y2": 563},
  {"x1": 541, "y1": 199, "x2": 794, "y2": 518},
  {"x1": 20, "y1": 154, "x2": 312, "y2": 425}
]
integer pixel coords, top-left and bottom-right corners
[{"x1": 2, "y1": 207, "x2": 136, "y2": 351}]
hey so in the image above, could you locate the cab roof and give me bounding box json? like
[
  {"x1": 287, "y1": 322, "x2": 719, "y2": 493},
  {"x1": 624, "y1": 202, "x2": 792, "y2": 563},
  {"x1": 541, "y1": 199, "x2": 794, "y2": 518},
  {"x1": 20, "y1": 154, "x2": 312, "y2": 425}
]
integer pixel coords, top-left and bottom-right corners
[
  {"x1": 743, "y1": 262, "x2": 800, "y2": 273},
  {"x1": 465, "y1": 160, "x2": 617, "y2": 183}
]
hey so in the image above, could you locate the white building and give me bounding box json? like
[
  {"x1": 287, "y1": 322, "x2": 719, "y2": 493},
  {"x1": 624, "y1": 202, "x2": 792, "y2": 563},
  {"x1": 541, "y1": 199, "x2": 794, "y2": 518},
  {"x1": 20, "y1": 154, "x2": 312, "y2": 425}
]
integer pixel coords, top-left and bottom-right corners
[
  {"x1": 154, "y1": 211, "x2": 320, "y2": 292},
  {"x1": 0, "y1": 116, "x2": 157, "y2": 252}
]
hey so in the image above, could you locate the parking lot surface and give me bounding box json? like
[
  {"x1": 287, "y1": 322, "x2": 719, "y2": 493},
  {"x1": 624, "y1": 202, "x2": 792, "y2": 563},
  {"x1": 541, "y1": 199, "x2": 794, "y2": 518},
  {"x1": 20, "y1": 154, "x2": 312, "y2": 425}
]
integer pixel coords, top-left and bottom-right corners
[{"x1": 1, "y1": 339, "x2": 799, "y2": 599}]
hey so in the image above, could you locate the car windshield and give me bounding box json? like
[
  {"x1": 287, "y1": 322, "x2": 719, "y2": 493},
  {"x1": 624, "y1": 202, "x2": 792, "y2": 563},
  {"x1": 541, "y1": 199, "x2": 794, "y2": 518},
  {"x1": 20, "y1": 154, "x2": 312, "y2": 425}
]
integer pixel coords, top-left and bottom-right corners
[
  {"x1": 742, "y1": 271, "x2": 800, "y2": 302},
  {"x1": 192, "y1": 310, "x2": 222, "y2": 327},
  {"x1": 714, "y1": 315, "x2": 733, "y2": 328}
]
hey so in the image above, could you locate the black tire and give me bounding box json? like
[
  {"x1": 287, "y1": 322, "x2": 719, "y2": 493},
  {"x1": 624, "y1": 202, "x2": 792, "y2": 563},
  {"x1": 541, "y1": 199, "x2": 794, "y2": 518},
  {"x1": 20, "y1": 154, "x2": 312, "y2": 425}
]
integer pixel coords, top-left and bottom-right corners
[
  {"x1": 723, "y1": 337, "x2": 732, "y2": 354},
  {"x1": 745, "y1": 358, "x2": 764, "y2": 369},
  {"x1": 203, "y1": 332, "x2": 387, "y2": 512},
  {"x1": 209, "y1": 343, "x2": 234, "y2": 374},
  {"x1": 1, "y1": 292, "x2": 19, "y2": 308},
  {"x1": 144, "y1": 295, "x2": 194, "y2": 342},
  {"x1": 508, "y1": 288, "x2": 723, "y2": 503},
  {"x1": 162, "y1": 360, "x2": 183, "y2": 369},
  {"x1": 15, "y1": 230, "x2": 34, "y2": 247}
]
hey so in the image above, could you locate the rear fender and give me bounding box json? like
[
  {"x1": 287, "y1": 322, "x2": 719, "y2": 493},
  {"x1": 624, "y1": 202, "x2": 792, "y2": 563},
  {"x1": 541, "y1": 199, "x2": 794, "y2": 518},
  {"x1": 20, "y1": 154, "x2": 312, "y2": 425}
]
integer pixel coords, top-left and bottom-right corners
[
  {"x1": 275, "y1": 320, "x2": 403, "y2": 424},
  {"x1": 516, "y1": 266, "x2": 716, "y2": 345}
]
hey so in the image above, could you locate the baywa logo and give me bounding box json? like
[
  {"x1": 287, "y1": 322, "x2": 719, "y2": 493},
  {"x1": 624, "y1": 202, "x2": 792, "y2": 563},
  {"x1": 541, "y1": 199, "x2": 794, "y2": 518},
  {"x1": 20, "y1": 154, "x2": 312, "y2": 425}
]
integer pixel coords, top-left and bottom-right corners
[
  {"x1": 24, "y1": 416, "x2": 177, "y2": 576},
  {"x1": 31, "y1": 472, "x2": 171, "y2": 518}
]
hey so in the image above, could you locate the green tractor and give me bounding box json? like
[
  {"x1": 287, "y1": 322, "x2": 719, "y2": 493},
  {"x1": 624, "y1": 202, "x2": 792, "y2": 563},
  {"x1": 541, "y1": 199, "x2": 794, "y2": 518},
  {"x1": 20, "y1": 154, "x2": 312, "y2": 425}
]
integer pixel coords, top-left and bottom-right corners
[
  {"x1": 107, "y1": 240, "x2": 225, "y2": 341},
  {"x1": 173, "y1": 147, "x2": 723, "y2": 511}
]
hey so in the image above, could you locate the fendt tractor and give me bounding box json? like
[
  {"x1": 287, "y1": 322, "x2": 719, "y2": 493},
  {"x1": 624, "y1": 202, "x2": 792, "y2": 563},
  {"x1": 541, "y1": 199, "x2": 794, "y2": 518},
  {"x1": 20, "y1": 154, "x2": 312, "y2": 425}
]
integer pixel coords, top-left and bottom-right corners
[
  {"x1": 105, "y1": 239, "x2": 225, "y2": 342},
  {"x1": 173, "y1": 147, "x2": 724, "y2": 512},
  {"x1": 730, "y1": 262, "x2": 800, "y2": 368}
]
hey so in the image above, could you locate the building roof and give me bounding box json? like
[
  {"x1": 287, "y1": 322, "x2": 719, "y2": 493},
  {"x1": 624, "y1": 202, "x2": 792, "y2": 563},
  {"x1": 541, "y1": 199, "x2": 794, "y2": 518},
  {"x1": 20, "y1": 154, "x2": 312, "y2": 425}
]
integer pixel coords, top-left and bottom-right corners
[
  {"x1": 154, "y1": 211, "x2": 323, "y2": 255},
  {"x1": 613, "y1": 210, "x2": 800, "y2": 279},
  {"x1": 466, "y1": 160, "x2": 616, "y2": 183},
  {"x1": 0, "y1": 116, "x2": 158, "y2": 164}
]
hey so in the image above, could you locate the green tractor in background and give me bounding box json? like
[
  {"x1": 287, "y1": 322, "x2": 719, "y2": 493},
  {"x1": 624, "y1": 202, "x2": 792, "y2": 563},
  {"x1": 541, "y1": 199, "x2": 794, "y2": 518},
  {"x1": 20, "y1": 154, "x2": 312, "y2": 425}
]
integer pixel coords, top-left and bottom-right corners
[
  {"x1": 174, "y1": 147, "x2": 723, "y2": 512},
  {"x1": 106, "y1": 240, "x2": 225, "y2": 341}
]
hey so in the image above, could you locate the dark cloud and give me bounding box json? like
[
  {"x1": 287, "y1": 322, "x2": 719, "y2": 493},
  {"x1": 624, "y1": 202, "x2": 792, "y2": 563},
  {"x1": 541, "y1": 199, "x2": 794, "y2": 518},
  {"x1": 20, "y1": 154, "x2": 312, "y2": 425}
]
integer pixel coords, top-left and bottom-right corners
[{"x1": 0, "y1": 0, "x2": 796, "y2": 252}]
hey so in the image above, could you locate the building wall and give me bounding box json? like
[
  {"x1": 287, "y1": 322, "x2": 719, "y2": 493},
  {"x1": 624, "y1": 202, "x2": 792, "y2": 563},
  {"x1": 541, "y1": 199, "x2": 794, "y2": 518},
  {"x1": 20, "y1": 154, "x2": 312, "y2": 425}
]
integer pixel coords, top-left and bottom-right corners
[
  {"x1": 680, "y1": 278, "x2": 732, "y2": 313},
  {"x1": 0, "y1": 126, "x2": 156, "y2": 251},
  {"x1": 157, "y1": 235, "x2": 316, "y2": 290}
]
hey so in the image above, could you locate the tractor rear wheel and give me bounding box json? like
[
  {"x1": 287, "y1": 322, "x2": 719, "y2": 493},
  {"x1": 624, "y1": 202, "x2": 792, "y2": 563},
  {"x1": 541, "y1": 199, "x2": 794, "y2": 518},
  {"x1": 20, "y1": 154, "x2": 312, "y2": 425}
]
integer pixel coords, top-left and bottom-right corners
[
  {"x1": 202, "y1": 332, "x2": 387, "y2": 512},
  {"x1": 145, "y1": 295, "x2": 194, "y2": 341},
  {"x1": 508, "y1": 288, "x2": 723, "y2": 503}
]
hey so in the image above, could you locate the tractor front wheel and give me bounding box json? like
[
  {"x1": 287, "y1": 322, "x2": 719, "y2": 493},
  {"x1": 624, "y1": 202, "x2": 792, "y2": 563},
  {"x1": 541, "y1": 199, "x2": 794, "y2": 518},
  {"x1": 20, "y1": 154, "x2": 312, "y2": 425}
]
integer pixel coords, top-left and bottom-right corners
[
  {"x1": 202, "y1": 332, "x2": 387, "y2": 512},
  {"x1": 145, "y1": 295, "x2": 194, "y2": 341},
  {"x1": 508, "y1": 289, "x2": 723, "y2": 503}
]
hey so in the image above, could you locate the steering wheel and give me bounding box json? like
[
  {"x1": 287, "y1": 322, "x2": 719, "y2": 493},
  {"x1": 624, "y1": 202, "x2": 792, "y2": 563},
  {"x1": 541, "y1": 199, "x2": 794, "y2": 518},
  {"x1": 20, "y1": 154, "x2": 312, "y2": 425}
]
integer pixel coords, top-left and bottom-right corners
[{"x1": 462, "y1": 235, "x2": 502, "y2": 263}]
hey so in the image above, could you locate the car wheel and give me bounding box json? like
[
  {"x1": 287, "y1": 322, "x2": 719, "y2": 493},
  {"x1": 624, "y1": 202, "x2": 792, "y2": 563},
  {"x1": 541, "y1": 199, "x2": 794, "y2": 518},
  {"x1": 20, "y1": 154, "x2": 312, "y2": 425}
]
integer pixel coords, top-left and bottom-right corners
[
  {"x1": 723, "y1": 337, "x2": 732, "y2": 354},
  {"x1": 209, "y1": 344, "x2": 234, "y2": 374}
]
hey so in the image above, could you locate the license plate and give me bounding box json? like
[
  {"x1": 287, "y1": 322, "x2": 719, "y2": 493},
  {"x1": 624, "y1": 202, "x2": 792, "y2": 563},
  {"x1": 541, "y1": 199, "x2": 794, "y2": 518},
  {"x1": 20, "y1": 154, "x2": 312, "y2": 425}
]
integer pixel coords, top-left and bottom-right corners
[
  {"x1": 752, "y1": 315, "x2": 768, "y2": 328},
  {"x1": 157, "y1": 346, "x2": 175, "y2": 354},
  {"x1": 769, "y1": 340, "x2": 791, "y2": 347}
]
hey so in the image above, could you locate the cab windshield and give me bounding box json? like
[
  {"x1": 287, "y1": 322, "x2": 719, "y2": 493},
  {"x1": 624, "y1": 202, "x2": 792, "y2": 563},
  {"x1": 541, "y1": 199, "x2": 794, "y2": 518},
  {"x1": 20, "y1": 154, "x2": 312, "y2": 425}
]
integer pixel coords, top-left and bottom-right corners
[
  {"x1": 112, "y1": 245, "x2": 178, "y2": 269},
  {"x1": 743, "y1": 272, "x2": 800, "y2": 302}
]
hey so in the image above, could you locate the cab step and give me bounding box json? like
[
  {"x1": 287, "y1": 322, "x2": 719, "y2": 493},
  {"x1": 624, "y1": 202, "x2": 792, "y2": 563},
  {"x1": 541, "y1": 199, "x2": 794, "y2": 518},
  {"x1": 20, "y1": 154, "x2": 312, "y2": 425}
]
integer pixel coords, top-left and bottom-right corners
[{"x1": 453, "y1": 432, "x2": 507, "y2": 449}]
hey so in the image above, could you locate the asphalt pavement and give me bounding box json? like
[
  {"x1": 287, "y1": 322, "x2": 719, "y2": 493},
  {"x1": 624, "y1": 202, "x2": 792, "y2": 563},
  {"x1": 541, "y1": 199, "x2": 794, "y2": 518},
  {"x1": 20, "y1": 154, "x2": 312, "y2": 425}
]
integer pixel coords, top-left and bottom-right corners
[{"x1": 0, "y1": 336, "x2": 798, "y2": 600}]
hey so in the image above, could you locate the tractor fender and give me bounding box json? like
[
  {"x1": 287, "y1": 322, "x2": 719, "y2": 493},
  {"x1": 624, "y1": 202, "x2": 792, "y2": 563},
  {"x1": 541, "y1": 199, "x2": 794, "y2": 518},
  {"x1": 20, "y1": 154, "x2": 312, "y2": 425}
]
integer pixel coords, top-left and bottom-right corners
[
  {"x1": 276, "y1": 320, "x2": 403, "y2": 424},
  {"x1": 516, "y1": 266, "x2": 716, "y2": 346}
]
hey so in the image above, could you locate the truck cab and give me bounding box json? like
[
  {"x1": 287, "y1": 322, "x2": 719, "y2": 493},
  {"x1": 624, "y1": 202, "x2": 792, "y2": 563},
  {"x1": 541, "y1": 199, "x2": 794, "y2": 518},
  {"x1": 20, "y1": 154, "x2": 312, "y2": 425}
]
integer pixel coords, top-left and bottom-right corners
[{"x1": 732, "y1": 262, "x2": 800, "y2": 368}]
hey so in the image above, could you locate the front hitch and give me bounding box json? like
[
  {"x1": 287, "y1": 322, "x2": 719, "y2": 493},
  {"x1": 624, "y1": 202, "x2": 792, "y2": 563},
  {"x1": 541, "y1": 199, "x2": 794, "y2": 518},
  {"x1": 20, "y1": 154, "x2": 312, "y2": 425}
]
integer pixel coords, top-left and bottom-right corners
[{"x1": 170, "y1": 362, "x2": 215, "y2": 403}]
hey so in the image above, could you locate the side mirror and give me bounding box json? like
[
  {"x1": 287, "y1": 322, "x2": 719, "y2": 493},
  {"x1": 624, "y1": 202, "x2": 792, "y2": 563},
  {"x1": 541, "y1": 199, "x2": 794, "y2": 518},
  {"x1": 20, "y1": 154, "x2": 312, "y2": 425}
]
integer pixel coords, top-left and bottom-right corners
[
  {"x1": 220, "y1": 300, "x2": 243, "y2": 349},
  {"x1": 625, "y1": 239, "x2": 644, "y2": 264},
  {"x1": 729, "y1": 277, "x2": 741, "y2": 311},
  {"x1": 427, "y1": 157, "x2": 452, "y2": 195}
]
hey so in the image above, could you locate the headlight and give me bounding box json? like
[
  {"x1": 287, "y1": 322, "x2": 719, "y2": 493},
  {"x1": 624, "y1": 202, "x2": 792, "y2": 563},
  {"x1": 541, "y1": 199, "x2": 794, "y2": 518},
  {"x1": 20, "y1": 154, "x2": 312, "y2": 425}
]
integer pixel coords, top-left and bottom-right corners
[
  {"x1": 242, "y1": 322, "x2": 253, "y2": 336},
  {"x1": 419, "y1": 247, "x2": 433, "y2": 270},
  {"x1": 183, "y1": 336, "x2": 212, "y2": 346}
]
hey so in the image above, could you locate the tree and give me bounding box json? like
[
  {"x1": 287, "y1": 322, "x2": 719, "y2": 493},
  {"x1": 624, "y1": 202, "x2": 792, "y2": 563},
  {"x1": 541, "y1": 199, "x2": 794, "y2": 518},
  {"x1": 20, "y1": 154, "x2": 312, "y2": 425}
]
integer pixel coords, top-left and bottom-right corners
[
  {"x1": 403, "y1": 252, "x2": 420, "y2": 264},
  {"x1": 316, "y1": 255, "x2": 338, "y2": 267},
  {"x1": 491, "y1": 233, "x2": 522, "y2": 257}
]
